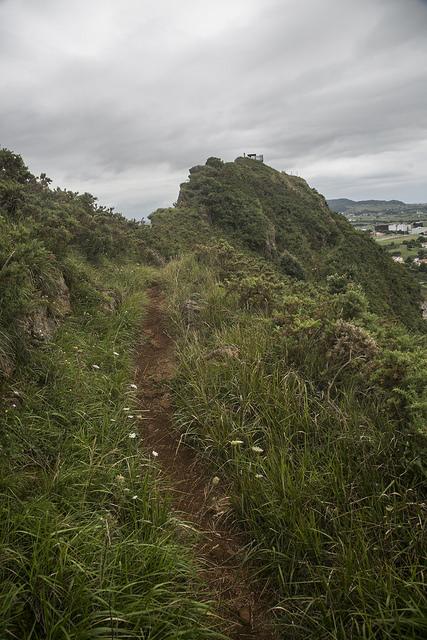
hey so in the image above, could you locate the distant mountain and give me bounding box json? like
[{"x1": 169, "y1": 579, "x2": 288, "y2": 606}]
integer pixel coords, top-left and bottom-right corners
[{"x1": 328, "y1": 198, "x2": 427, "y2": 215}]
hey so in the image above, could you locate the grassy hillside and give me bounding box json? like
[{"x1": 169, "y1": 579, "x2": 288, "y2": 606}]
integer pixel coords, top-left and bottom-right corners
[
  {"x1": 162, "y1": 244, "x2": 426, "y2": 639},
  {"x1": 171, "y1": 157, "x2": 423, "y2": 328},
  {"x1": 0, "y1": 150, "x2": 220, "y2": 639},
  {"x1": 1, "y1": 149, "x2": 426, "y2": 639},
  {"x1": 0, "y1": 148, "x2": 165, "y2": 380}
]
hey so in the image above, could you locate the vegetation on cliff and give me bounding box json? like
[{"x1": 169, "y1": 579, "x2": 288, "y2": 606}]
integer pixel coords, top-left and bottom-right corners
[{"x1": 170, "y1": 157, "x2": 423, "y2": 328}]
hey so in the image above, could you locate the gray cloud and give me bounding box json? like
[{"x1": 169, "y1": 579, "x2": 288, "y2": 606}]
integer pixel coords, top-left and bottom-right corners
[{"x1": 0, "y1": 0, "x2": 426, "y2": 217}]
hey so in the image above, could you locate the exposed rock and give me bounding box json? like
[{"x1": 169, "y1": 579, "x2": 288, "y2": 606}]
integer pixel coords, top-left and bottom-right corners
[
  {"x1": 181, "y1": 298, "x2": 203, "y2": 325},
  {"x1": 100, "y1": 288, "x2": 122, "y2": 313},
  {"x1": 50, "y1": 272, "x2": 71, "y2": 317},
  {"x1": 21, "y1": 273, "x2": 71, "y2": 342},
  {"x1": 22, "y1": 306, "x2": 57, "y2": 342}
]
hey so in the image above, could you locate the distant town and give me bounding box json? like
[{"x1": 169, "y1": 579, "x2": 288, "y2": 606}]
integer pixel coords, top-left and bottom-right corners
[{"x1": 327, "y1": 198, "x2": 427, "y2": 307}]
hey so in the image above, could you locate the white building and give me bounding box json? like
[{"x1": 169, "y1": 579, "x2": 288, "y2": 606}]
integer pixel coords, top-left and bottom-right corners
[{"x1": 389, "y1": 223, "x2": 411, "y2": 233}]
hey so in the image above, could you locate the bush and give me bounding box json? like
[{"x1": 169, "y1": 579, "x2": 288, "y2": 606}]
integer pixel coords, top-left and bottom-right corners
[
  {"x1": 226, "y1": 274, "x2": 285, "y2": 312},
  {"x1": 279, "y1": 249, "x2": 305, "y2": 279}
]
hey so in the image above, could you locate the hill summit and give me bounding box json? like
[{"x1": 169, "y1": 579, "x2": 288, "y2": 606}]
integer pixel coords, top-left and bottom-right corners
[{"x1": 150, "y1": 156, "x2": 422, "y2": 328}]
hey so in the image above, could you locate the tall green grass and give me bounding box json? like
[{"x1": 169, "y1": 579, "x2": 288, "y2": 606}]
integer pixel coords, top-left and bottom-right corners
[
  {"x1": 163, "y1": 256, "x2": 427, "y2": 639},
  {"x1": 0, "y1": 262, "x2": 220, "y2": 639}
]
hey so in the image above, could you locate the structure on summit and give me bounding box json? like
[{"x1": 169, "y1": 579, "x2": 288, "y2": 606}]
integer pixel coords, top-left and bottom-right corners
[{"x1": 244, "y1": 152, "x2": 264, "y2": 162}]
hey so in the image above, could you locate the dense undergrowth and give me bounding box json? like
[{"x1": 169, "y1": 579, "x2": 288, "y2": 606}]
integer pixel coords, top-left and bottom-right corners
[{"x1": 162, "y1": 243, "x2": 427, "y2": 639}]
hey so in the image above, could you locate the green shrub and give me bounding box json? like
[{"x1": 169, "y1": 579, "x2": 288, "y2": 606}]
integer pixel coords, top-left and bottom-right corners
[
  {"x1": 279, "y1": 249, "x2": 305, "y2": 279},
  {"x1": 226, "y1": 274, "x2": 285, "y2": 312}
]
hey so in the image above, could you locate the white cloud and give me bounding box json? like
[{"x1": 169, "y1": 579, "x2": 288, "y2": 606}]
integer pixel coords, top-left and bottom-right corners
[{"x1": 0, "y1": 0, "x2": 426, "y2": 216}]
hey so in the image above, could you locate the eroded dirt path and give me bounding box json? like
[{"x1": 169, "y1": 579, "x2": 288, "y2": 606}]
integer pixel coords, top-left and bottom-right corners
[{"x1": 135, "y1": 286, "x2": 277, "y2": 640}]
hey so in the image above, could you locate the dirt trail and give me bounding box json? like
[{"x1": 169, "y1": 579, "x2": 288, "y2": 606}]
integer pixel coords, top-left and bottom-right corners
[{"x1": 135, "y1": 286, "x2": 277, "y2": 640}]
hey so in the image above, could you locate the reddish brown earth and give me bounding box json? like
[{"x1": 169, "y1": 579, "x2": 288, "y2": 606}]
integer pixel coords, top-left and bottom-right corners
[{"x1": 135, "y1": 286, "x2": 278, "y2": 640}]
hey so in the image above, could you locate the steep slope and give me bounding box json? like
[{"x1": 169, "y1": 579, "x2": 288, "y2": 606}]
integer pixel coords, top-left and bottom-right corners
[{"x1": 170, "y1": 156, "x2": 422, "y2": 328}]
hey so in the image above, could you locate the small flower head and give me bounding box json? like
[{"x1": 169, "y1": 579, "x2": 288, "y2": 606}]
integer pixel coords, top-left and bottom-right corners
[
  {"x1": 92, "y1": 364, "x2": 100, "y2": 370},
  {"x1": 211, "y1": 476, "x2": 220, "y2": 486},
  {"x1": 128, "y1": 432, "x2": 137, "y2": 439},
  {"x1": 251, "y1": 446, "x2": 264, "y2": 454},
  {"x1": 152, "y1": 450, "x2": 159, "y2": 457},
  {"x1": 230, "y1": 440, "x2": 244, "y2": 446},
  {"x1": 129, "y1": 383, "x2": 138, "y2": 390}
]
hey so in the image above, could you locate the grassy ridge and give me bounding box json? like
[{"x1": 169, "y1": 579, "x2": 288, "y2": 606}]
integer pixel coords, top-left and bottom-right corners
[
  {"x1": 171, "y1": 157, "x2": 423, "y2": 329},
  {"x1": 0, "y1": 262, "x2": 219, "y2": 639},
  {"x1": 163, "y1": 251, "x2": 427, "y2": 639}
]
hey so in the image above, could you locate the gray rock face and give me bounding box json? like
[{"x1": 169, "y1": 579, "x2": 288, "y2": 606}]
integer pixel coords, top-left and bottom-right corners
[
  {"x1": 22, "y1": 307, "x2": 57, "y2": 341},
  {"x1": 22, "y1": 272, "x2": 71, "y2": 342},
  {"x1": 50, "y1": 272, "x2": 72, "y2": 317},
  {"x1": 181, "y1": 298, "x2": 203, "y2": 326},
  {"x1": 99, "y1": 288, "x2": 122, "y2": 313}
]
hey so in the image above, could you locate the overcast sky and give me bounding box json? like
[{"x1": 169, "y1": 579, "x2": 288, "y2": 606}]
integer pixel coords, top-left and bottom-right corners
[{"x1": 1, "y1": 0, "x2": 426, "y2": 218}]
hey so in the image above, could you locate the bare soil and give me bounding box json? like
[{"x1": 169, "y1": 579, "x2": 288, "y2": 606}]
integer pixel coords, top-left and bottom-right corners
[{"x1": 135, "y1": 286, "x2": 277, "y2": 640}]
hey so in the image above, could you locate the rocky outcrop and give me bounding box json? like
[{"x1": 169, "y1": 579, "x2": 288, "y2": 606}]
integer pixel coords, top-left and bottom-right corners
[{"x1": 21, "y1": 272, "x2": 71, "y2": 342}]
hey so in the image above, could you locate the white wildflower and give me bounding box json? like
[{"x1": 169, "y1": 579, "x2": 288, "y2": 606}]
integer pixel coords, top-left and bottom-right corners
[
  {"x1": 127, "y1": 415, "x2": 134, "y2": 419},
  {"x1": 251, "y1": 446, "x2": 264, "y2": 454},
  {"x1": 230, "y1": 440, "x2": 244, "y2": 446},
  {"x1": 113, "y1": 351, "x2": 119, "y2": 356},
  {"x1": 92, "y1": 364, "x2": 100, "y2": 370},
  {"x1": 129, "y1": 383, "x2": 137, "y2": 390},
  {"x1": 123, "y1": 407, "x2": 130, "y2": 411},
  {"x1": 116, "y1": 474, "x2": 125, "y2": 483},
  {"x1": 255, "y1": 474, "x2": 264, "y2": 479},
  {"x1": 128, "y1": 432, "x2": 137, "y2": 439},
  {"x1": 152, "y1": 450, "x2": 159, "y2": 457},
  {"x1": 132, "y1": 495, "x2": 138, "y2": 500}
]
